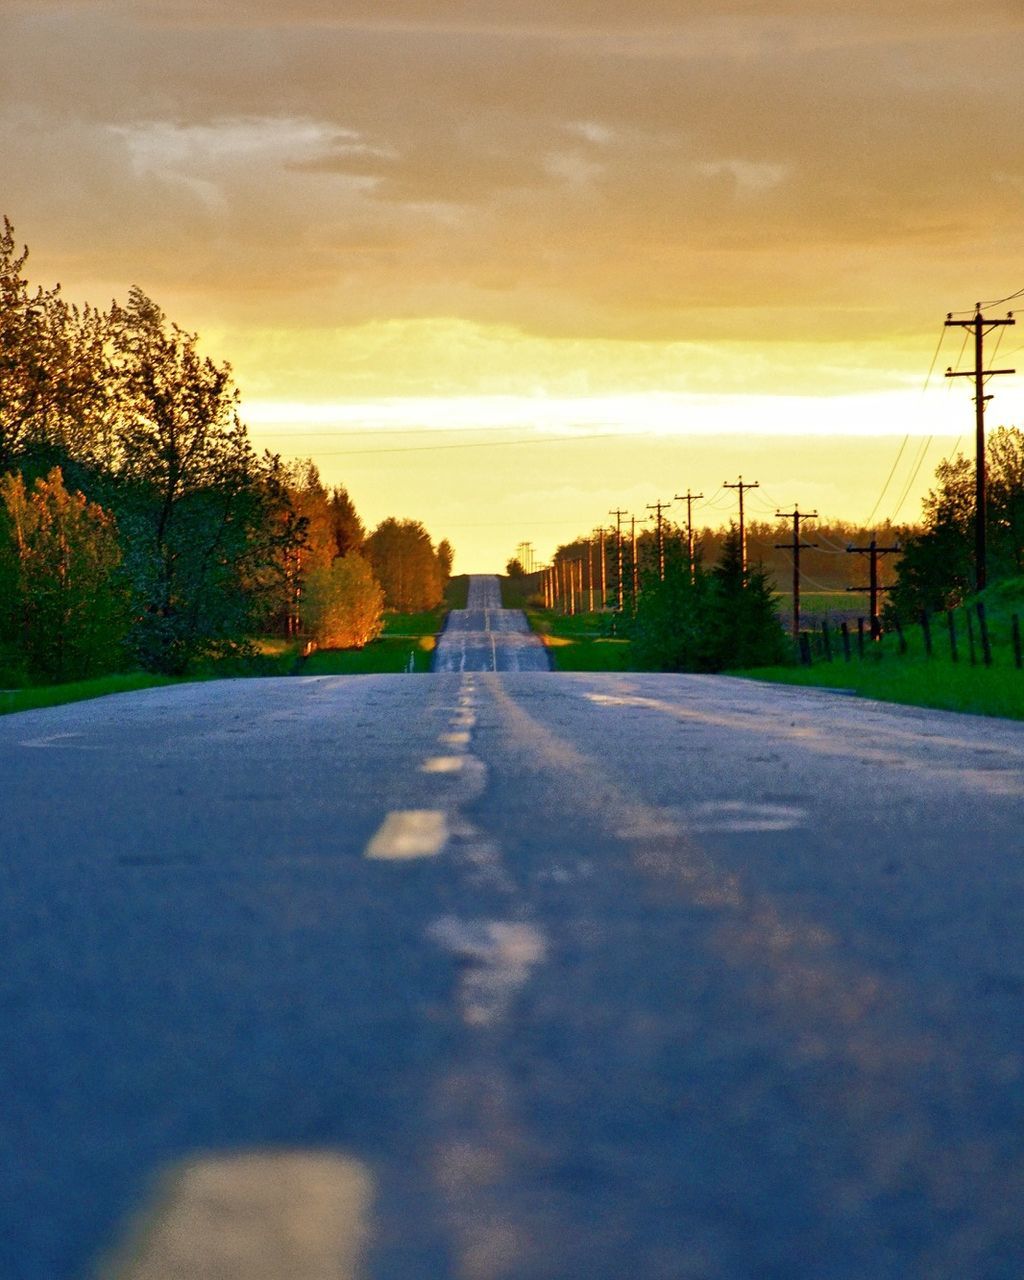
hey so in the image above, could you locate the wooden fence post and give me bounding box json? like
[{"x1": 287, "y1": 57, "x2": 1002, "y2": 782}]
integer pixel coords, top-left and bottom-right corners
[
  {"x1": 799, "y1": 633, "x2": 813, "y2": 667},
  {"x1": 840, "y1": 621, "x2": 852, "y2": 662},
  {"x1": 976, "y1": 602, "x2": 993, "y2": 667}
]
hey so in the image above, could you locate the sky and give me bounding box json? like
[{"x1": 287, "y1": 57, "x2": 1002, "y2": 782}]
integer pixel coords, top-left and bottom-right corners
[{"x1": 4, "y1": 1, "x2": 1024, "y2": 570}]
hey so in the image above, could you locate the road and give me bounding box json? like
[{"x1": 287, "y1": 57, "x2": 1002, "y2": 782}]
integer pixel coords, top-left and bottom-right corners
[
  {"x1": 3, "y1": 578, "x2": 1024, "y2": 1278},
  {"x1": 434, "y1": 575, "x2": 550, "y2": 672}
]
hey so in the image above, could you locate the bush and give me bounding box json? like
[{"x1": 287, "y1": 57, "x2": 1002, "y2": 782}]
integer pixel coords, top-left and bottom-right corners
[{"x1": 302, "y1": 553, "x2": 384, "y2": 649}]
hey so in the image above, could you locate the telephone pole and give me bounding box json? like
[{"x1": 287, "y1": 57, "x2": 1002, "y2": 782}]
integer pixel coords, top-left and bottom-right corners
[
  {"x1": 724, "y1": 477, "x2": 760, "y2": 578},
  {"x1": 674, "y1": 489, "x2": 704, "y2": 582},
  {"x1": 597, "y1": 527, "x2": 608, "y2": 609},
  {"x1": 629, "y1": 514, "x2": 640, "y2": 611},
  {"x1": 846, "y1": 538, "x2": 900, "y2": 640},
  {"x1": 587, "y1": 535, "x2": 595, "y2": 612},
  {"x1": 646, "y1": 499, "x2": 671, "y2": 581},
  {"x1": 775, "y1": 507, "x2": 818, "y2": 640},
  {"x1": 945, "y1": 306, "x2": 1015, "y2": 591},
  {"x1": 609, "y1": 509, "x2": 627, "y2": 612}
]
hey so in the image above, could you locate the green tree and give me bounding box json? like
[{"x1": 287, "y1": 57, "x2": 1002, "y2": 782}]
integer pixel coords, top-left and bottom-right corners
[
  {"x1": 329, "y1": 485, "x2": 365, "y2": 558},
  {"x1": 302, "y1": 552, "x2": 384, "y2": 649},
  {"x1": 107, "y1": 288, "x2": 292, "y2": 673},
  {"x1": 364, "y1": 518, "x2": 443, "y2": 612},
  {"x1": 0, "y1": 467, "x2": 127, "y2": 681}
]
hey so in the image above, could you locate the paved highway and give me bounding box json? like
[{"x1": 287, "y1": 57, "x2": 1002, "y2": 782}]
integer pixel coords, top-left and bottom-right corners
[
  {"x1": 434, "y1": 576, "x2": 549, "y2": 672},
  {"x1": 3, "y1": 580, "x2": 1024, "y2": 1278}
]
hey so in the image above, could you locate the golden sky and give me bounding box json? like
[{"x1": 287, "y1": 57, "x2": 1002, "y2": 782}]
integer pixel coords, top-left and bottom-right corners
[{"x1": 5, "y1": 1, "x2": 1023, "y2": 569}]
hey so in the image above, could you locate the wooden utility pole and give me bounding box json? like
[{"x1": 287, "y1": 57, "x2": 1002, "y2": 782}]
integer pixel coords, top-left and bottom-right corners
[
  {"x1": 598, "y1": 527, "x2": 608, "y2": 609},
  {"x1": 568, "y1": 557, "x2": 576, "y2": 615},
  {"x1": 944, "y1": 306, "x2": 1015, "y2": 591},
  {"x1": 846, "y1": 538, "x2": 900, "y2": 640},
  {"x1": 675, "y1": 489, "x2": 704, "y2": 582},
  {"x1": 630, "y1": 515, "x2": 639, "y2": 611},
  {"x1": 609, "y1": 508, "x2": 627, "y2": 612},
  {"x1": 775, "y1": 507, "x2": 818, "y2": 640},
  {"x1": 724, "y1": 477, "x2": 760, "y2": 578},
  {"x1": 646, "y1": 499, "x2": 671, "y2": 581},
  {"x1": 587, "y1": 536, "x2": 595, "y2": 612}
]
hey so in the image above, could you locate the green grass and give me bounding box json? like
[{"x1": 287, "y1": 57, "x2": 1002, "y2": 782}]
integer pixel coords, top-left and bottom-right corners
[
  {"x1": 0, "y1": 672, "x2": 182, "y2": 716},
  {"x1": 526, "y1": 608, "x2": 634, "y2": 672},
  {"x1": 736, "y1": 592, "x2": 1024, "y2": 720}
]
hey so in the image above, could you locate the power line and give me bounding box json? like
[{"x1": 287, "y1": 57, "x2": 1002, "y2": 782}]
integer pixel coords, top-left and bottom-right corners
[
  {"x1": 283, "y1": 429, "x2": 642, "y2": 458},
  {"x1": 978, "y1": 286, "x2": 1024, "y2": 307}
]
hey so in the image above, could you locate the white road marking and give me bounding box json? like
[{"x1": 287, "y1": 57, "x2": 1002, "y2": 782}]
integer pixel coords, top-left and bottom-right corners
[
  {"x1": 365, "y1": 810, "x2": 448, "y2": 860},
  {"x1": 421, "y1": 756, "x2": 465, "y2": 774},
  {"x1": 19, "y1": 732, "x2": 100, "y2": 750},
  {"x1": 689, "y1": 800, "x2": 807, "y2": 832},
  {"x1": 440, "y1": 730, "x2": 471, "y2": 746},
  {"x1": 427, "y1": 917, "x2": 547, "y2": 1026},
  {"x1": 104, "y1": 1151, "x2": 371, "y2": 1280},
  {"x1": 450, "y1": 711, "x2": 477, "y2": 729}
]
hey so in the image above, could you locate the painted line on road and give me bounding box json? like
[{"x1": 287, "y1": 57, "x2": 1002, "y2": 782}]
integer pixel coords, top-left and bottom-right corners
[
  {"x1": 439, "y1": 730, "x2": 471, "y2": 747},
  {"x1": 103, "y1": 1151, "x2": 371, "y2": 1280},
  {"x1": 365, "y1": 810, "x2": 448, "y2": 860},
  {"x1": 421, "y1": 756, "x2": 465, "y2": 774}
]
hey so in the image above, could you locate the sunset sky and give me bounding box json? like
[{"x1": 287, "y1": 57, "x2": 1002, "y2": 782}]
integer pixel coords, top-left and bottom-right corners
[{"x1": 5, "y1": 1, "x2": 1023, "y2": 569}]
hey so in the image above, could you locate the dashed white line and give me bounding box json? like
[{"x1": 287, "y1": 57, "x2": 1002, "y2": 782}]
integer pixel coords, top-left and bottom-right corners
[
  {"x1": 421, "y1": 756, "x2": 465, "y2": 774},
  {"x1": 440, "y1": 731, "x2": 471, "y2": 747},
  {"x1": 365, "y1": 810, "x2": 448, "y2": 860}
]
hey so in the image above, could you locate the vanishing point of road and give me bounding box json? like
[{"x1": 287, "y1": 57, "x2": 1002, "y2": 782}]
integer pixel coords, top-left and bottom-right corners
[{"x1": 3, "y1": 575, "x2": 1023, "y2": 1278}]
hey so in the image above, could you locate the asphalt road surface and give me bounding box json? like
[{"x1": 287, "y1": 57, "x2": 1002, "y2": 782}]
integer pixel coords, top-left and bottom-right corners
[
  {"x1": 434, "y1": 576, "x2": 550, "y2": 672},
  {"x1": 3, "y1": 581, "x2": 1024, "y2": 1278}
]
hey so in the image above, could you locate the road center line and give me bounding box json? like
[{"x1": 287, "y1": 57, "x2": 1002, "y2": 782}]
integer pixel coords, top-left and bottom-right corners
[
  {"x1": 105, "y1": 1151, "x2": 371, "y2": 1280},
  {"x1": 440, "y1": 730, "x2": 471, "y2": 746},
  {"x1": 421, "y1": 756, "x2": 465, "y2": 774},
  {"x1": 365, "y1": 810, "x2": 448, "y2": 860}
]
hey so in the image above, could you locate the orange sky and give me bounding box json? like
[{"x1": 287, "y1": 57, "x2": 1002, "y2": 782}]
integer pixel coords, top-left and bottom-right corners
[{"x1": 5, "y1": 1, "x2": 1023, "y2": 569}]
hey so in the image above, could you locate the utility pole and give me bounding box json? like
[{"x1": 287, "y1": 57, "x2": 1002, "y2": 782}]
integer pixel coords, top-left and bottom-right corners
[
  {"x1": 630, "y1": 515, "x2": 640, "y2": 611},
  {"x1": 775, "y1": 507, "x2": 818, "y2": 640},
  {"x1": 609, "y1": 509, "x2": 627, "y2": 612},
  {"x1": 674, "y1": 489, "x2": 704, "y2": 582},
  {"x1": 587, "y1": 536, "x2": 595, "y2": 612},
  {"x1": 724, "y1": 476, "x2": 760, "y2": 578},
  {"x1": 646, "y1": 499, "x2": 671, "y2": 581},
  {"x1": 597, "y1": 527, "x2": 608, "y2": 610},
  {"x1": 846, "y1": 538, "x2": 900, "y2": 640},
  {"x1": 945, "y1": 306, "x2": 1015, "y2": 591}
]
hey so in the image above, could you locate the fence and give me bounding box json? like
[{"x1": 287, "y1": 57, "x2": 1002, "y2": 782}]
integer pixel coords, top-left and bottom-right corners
[{"x1": 796, "y1": 602, "x2": 1024, "y2": 671}]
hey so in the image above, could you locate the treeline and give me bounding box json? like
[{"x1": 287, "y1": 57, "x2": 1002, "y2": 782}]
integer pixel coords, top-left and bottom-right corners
[
  {"x1": 529, "y1": 425, "x2": 1024, "y2": 669},
  {"x1": 0, "y1": 217, "x2": 452, "y2": 684}
]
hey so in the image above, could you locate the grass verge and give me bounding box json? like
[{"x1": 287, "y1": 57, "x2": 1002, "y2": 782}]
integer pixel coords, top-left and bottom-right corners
[
  {"x1": 526, "y1": 608, "x2": 634, "y2": 672},
  {"x1": 0, "y1": 672, "x2": 181, "y2": 716},
  {"x1": 736, "y1": 593, "x2": 1024, "y2": 720}
]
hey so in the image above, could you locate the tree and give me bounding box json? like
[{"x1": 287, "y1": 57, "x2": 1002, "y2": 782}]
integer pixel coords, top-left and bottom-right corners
[
  {"x1": 329, "y1": 485, "x2": 365, "y2": 558},
  {"x1": 437, "y1": 538, "x2": 454, "y2": 585},
  {"x1": 0, "y1": 467, "x2": 127, "y2": 681},
  {"x1": 107, "y1": 288, "x2": 293, "y2": 673},
  {"x1": 505, "y1": 557, "x2": 525, "y2": 577},
  {"x1": 302, "y1": 552, "x2": 383, "y2": 649},
  {"x1": 364, "y1": 518, "x2": 443, "y2": 612},
  {"x1": 891, "y1": 428, "x2": 1024, "y2": 617}
]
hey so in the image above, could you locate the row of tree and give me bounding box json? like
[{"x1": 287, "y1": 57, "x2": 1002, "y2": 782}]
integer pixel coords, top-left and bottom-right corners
[{"x1": 0, "y1": 217, "x2": 452, "y2": 683}]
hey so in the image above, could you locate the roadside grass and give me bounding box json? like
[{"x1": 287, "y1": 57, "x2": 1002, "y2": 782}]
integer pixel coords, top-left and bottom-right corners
[
  {"x1": 0, "y1": 672, "x2": 181, "y2": 716},
  {"x1": 526, "y1": 608, "x2": 634, "y2": 672},
  {"x1": 737, "y1": 587, "x2": 1024, "y2": 720}
]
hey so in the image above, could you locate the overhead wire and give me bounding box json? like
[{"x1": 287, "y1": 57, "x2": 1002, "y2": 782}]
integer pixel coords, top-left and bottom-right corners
[{"x1": 282, "y1": 429, "x2": 643, "y2": 457}]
